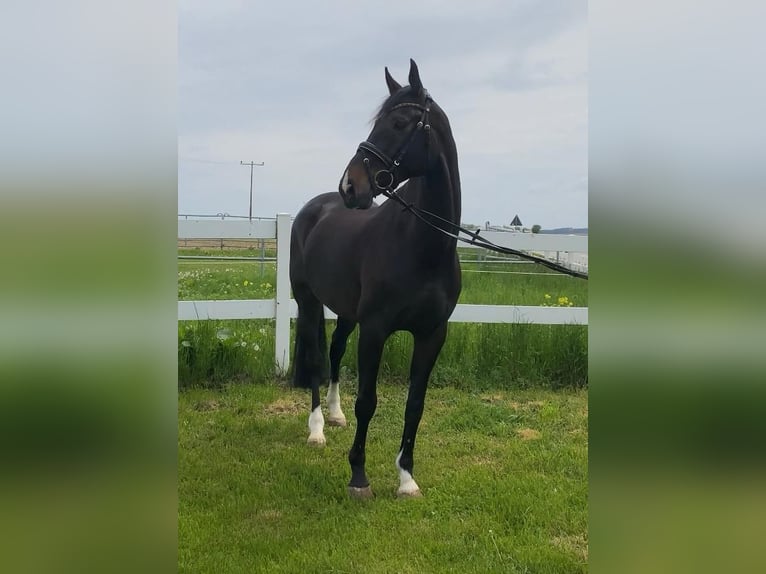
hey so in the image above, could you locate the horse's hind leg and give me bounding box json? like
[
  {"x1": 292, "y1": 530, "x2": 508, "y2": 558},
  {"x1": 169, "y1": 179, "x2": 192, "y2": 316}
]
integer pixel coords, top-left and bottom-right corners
[
  {"x1": 396, "y1": 323, "x2": 448, "y2": 497},
  {"x1": 293, "y1": 283, "x2": 328, "y2": 446},
  {"x1": 327, "y1": 317, "x2": 356, "y2": 427}
]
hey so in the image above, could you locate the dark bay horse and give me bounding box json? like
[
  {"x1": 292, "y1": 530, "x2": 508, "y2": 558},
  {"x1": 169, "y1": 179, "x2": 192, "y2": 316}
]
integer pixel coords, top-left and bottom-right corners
[{"x1": 289, "y1": 60, "x2": 461, "y2": 498}]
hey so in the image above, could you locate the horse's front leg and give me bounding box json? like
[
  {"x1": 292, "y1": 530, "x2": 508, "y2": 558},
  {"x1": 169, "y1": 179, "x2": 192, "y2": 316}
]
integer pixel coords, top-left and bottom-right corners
[
  {"x1": 347, "y1": 325, "x2": 386, "y2": 499},
  {"x1": 396, "y1": 323, "x2": 447, "y2": 497}
]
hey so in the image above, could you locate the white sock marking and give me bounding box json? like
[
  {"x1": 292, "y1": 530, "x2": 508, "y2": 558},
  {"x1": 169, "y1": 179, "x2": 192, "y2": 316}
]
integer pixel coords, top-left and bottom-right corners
[
  {"x1": 327, "y1": 382, "x2": 346, "y2": 423},
  {"x1": 396, "y1": 450, "x2": 420, "y2": 495},
  {"x1": 307, "y1": 406, "x2": 325, "y2": 444}
]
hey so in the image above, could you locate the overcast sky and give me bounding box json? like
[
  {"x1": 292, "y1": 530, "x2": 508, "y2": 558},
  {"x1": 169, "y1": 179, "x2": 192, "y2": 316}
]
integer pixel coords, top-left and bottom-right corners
[{"x1": 179, "y1": 0, "x2": 587, "y2": 228}]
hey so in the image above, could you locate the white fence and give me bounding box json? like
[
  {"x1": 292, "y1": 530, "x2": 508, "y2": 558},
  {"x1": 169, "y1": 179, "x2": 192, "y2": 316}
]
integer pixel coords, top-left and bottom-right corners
[{"x1": 178, "y1": 214, "x2": 588, "y2": 374}]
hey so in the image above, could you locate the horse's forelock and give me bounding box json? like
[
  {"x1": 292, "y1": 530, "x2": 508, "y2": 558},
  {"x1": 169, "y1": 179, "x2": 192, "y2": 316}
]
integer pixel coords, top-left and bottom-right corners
[
  {"x1": 370, "y1": 95, "x2": 392, "y2": 124},
  {"x1": 371, "y1": 87, "x2": 431, "y2": 124}
]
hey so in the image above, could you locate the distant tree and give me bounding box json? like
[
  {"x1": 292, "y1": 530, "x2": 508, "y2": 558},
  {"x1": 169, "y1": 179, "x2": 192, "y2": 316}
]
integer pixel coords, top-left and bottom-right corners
[{"x1": 531, "y1": 224, "x2": 541, "y2": 234}]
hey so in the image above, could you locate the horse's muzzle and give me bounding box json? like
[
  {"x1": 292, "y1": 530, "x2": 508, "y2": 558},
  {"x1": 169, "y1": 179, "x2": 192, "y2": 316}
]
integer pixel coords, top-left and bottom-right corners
[{"x1": 339, "y1": 167, "x2": 374, "y2": 209}]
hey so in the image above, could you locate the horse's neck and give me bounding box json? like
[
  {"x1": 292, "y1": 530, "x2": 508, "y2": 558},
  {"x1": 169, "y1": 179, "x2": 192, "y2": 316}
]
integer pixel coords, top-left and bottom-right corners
[
  {"x1": 407, "y1": 148, "x2": 461, "y2": 257},
  {"x1": 421, "y1": 148, "x2": 460, "y2": 220}
]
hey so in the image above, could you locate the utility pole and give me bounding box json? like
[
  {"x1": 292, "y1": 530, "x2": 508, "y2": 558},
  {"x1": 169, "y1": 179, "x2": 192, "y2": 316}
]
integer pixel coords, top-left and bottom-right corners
[{"x1": 240, "y1": 160, "x2": 264, "y2": 220}]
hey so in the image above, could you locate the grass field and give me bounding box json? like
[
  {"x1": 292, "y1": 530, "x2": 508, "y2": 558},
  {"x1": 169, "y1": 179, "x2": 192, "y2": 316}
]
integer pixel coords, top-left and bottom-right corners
[
  {"x1": 178, "y1": 248, "x2": 589, "y2": 571},
  {"x1": 179, "y1": 381, "x2": 588, "y2": 573}
]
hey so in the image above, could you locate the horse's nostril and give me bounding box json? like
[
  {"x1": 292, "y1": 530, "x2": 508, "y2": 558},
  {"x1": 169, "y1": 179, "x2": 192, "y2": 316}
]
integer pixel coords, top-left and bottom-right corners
[{"x1": 346, "y1": 183, "x2": 355, "y2": 197}]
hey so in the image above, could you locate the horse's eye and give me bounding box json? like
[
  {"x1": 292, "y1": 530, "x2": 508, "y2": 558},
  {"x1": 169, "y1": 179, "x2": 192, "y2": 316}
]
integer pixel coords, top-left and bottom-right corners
[{"x1": 393, "y1": 118, "x2": 407, "y2": 130}]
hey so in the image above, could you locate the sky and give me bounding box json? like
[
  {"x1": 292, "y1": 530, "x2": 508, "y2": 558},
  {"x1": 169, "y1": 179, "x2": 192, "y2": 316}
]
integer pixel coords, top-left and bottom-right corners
[{"x1": 179, "y1": 0, "x2": 587, "y2": 229}]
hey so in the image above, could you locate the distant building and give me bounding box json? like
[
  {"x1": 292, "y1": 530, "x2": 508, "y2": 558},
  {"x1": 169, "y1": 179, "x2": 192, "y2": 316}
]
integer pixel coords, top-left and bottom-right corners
[{"x1": 484, "y1": 215, "x2": 528, "y2": 233}]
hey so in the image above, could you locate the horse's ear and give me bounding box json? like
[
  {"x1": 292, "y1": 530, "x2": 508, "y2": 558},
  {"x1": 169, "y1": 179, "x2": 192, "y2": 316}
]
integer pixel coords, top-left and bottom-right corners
[
  {"x1": 408, "y1": 59, "x2": 423, "y2": 95},
  {"x1": 384, "y1": 67, "x2": 402, "y2": 95}
]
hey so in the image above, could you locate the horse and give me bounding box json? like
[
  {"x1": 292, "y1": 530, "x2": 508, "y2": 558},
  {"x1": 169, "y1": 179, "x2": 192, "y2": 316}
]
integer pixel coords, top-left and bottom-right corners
[{"x1": 289, "y1": 59, "x2": 461, "y2": 498}]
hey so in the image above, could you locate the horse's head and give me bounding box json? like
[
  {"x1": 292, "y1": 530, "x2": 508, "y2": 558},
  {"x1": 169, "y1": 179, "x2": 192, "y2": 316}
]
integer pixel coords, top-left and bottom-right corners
[{"x1": 339, "y1": 59, "x2": 440, "y2": 209}]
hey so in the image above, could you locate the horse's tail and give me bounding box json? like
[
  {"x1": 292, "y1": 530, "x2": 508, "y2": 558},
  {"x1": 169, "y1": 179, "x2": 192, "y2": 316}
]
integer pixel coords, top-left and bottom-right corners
[
  {"x1": 291, "y1": 310, "x2": 312, "y2": 388},
  {"x1": 291, "y1": 296, "x2": 328, "y2": 388}
]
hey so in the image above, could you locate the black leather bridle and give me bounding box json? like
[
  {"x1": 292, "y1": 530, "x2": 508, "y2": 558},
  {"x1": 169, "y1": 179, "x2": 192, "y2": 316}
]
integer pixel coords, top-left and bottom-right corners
[{"x1": 357, "y1": 94, "x2": 432, "y2": 195}]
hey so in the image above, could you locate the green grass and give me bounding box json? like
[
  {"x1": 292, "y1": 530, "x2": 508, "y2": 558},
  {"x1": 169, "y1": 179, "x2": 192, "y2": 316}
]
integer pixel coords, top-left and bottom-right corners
[
  {"x1": 177, "y1": 257, "x2": 588, "y2": 389},
  {"x1": 178, "y1": 246, "x2": 277, "y2": 258},
  {"x1": 179, "y1": 381, "x2": 588, "y2": 573},
  {"x1": 178, "y1": 262, "x2": 276, "y2": 301},
  {"x1": 178, "y1": 253, "x2": 589, "y2": 570}
]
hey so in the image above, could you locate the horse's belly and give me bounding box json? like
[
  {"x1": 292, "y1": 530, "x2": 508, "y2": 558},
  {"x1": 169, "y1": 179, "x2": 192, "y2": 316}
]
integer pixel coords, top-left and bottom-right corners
[{"x1": 316, "y1": 290, "x2": 359, "y2": 322}]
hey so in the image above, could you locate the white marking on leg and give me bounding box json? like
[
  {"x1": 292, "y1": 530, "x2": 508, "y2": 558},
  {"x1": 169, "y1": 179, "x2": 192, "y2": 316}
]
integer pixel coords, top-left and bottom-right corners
[
  {"x1": 327, "y1": 382, "x2": 346, "y2": 426},
  {"x1": 307, "y1": 406, "x2": 326, "y2": 445},
  {"x1": 396, "y1": 450, "x2": 421, "y2": 496}
]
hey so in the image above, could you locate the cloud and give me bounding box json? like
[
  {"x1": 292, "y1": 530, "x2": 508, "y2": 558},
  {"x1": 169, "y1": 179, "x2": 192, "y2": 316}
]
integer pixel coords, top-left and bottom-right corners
[{"x1": 179, "y1": 0, "x2": 588, "y2": 228}]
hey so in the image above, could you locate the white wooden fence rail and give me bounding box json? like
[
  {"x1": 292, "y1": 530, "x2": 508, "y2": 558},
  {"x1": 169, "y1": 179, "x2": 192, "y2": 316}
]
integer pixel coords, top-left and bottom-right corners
[{"x1": 178, "y1": 214, "x2": 588, "y2": 374}]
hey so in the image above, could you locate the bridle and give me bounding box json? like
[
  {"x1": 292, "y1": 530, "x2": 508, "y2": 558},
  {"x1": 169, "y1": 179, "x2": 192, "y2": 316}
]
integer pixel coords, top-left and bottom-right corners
[{"x1": 357, "y1": 93, "x2": 432, "y2": 195}]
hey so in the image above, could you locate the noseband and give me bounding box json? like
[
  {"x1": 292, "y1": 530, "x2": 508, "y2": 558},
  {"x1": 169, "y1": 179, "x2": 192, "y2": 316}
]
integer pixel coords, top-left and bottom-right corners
[{"x1": 357, "y1": 95, "x2": 432, "y2": 194}]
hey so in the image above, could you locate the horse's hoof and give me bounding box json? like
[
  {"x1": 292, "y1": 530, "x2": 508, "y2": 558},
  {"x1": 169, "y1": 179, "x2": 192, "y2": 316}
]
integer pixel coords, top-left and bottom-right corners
[
  {"x1": 327, "y1": 417, "x2": 347, "y2": 427},
  {"x1": 307, "y1": 436, "x2": 326, "y2": 447},
  {"x1": 348, "y1": 486, "x2": 374, "y2": 499},
  {"x1": 397, "y1": 488, "x2": 423, "y2": 499}
]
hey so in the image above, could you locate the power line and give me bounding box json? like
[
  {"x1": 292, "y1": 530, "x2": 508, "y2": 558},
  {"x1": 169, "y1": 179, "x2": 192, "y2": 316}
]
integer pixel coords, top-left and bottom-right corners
[{"x1": 179, "y1": 157, "x2": 234, "y2": 165}]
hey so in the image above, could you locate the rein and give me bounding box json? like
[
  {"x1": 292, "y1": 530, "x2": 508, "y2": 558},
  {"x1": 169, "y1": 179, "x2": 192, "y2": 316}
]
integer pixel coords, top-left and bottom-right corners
[{"x1": 378, "y1": 188, "x2": 589, "y2": 280}]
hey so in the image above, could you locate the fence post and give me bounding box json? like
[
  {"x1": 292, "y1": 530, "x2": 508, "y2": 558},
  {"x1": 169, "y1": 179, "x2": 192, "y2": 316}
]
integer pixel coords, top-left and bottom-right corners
[{"x1": 275, "y1": 213, "x2": 292, "y2": 375}]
